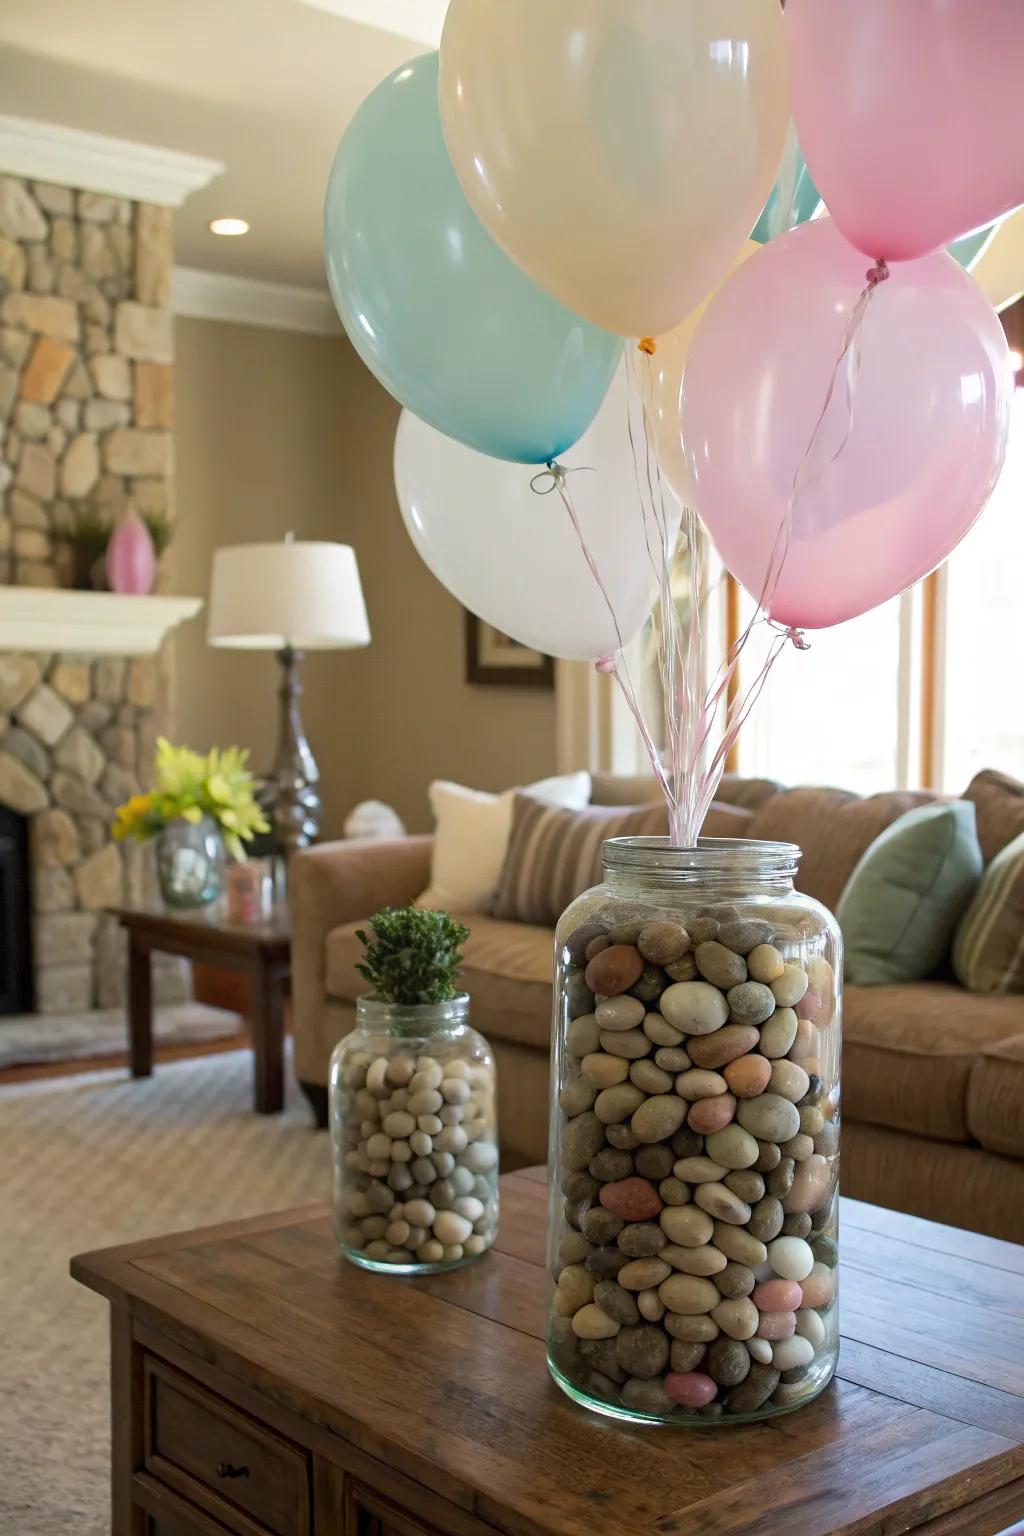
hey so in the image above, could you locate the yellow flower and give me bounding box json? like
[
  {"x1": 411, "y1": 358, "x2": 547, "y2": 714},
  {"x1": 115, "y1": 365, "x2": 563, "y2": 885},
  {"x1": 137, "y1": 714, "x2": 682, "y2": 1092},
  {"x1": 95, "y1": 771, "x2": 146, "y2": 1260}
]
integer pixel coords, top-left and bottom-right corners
[
  {"x1": 114, "y1": 738, "x2": 268, "y2": 851},
  {"x1": 112, "y1": 792, "x2": 157, "y2": 843},
  {"x1": 206, "y1": 772, "x2": 230, "y2": 804}
]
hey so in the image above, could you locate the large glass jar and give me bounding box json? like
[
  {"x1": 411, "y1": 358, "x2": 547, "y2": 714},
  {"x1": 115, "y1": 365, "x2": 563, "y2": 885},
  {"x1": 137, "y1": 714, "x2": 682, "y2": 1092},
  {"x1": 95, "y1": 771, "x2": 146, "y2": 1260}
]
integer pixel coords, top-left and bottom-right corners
[
  {"x1": 547, "y1": 838, "x2": 841, "y2": 1425},
  {"x1": 330, "y1": 995, "x2": 499, "y2": 1273}
]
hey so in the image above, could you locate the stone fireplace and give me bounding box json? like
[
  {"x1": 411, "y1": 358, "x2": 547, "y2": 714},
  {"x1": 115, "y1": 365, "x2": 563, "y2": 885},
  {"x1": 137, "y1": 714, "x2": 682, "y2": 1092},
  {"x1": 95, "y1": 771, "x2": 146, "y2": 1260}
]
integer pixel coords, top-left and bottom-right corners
[
  {"x1": 0, "y1": 150, "x2": 211, "y2": 1012},
  {"x1": 0, "y1": 648, "x2": 172, "y2": 1010},
  {"x1": 0, "y1": 800, "x2": 31, "y2": 1012}
]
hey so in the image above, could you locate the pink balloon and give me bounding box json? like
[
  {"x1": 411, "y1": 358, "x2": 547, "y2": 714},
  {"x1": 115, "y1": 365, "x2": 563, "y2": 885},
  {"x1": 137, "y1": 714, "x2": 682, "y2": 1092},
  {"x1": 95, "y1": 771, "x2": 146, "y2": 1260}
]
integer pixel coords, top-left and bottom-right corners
[
  {"x1": 786, "y1": 0, "x2": 1024, "y2": 262},
  {"x1": 106, "y1": 510, "x2": 156, "y2": 596},
  {"x1": 681, "y1": 220, "x2": 1012, "y2": 630}
]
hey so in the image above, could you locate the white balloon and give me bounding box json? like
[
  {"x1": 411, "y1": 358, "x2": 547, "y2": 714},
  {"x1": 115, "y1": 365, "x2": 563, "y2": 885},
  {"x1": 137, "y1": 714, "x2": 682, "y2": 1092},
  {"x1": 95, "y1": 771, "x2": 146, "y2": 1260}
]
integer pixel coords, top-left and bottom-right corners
[{"x1": 395, "y1": 369, "x2": 679, "y2": 663}]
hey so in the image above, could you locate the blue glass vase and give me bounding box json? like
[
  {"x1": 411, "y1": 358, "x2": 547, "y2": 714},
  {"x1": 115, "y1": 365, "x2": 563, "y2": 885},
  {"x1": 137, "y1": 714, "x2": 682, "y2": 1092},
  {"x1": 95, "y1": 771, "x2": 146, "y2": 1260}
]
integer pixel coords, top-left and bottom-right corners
[{"x1": 156, "y1": 816, "x2": 225, "y2": 908}]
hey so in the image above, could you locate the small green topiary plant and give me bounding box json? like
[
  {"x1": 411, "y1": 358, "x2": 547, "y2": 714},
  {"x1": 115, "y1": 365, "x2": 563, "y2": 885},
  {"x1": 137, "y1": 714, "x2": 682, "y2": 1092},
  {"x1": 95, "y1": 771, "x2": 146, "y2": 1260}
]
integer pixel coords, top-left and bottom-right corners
[{"x1": 355, "y1": 907, "x2": 470, "y2": 1006}]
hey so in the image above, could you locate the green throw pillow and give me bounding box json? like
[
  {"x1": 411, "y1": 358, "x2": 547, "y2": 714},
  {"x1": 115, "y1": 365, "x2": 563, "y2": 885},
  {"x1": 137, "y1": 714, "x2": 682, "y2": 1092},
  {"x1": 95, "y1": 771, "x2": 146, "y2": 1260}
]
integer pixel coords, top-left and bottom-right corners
[{"x1": 837, "y1": 801, "x2": 983, "y2": 985}]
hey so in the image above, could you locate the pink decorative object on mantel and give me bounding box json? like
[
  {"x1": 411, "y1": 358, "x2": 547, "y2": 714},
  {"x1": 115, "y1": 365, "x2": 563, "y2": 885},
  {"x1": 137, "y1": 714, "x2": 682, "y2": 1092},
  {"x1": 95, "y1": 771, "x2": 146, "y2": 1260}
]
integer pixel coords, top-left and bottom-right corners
[{"x1": 106, "y1": 509, "x2": 156, "y2": 595}]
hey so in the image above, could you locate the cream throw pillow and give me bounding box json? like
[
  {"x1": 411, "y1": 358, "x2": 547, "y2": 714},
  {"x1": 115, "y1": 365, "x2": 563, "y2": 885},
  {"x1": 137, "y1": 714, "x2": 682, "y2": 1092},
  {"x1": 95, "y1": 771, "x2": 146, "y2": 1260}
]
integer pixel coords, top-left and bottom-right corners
[{"x1": 417, "y1": 772, "x2": 591, "y2": 913}]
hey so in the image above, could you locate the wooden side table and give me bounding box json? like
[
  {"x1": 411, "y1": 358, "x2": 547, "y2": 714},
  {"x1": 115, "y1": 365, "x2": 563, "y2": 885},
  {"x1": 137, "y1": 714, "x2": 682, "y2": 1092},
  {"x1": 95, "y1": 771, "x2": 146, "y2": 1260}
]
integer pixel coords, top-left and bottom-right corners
[
  {"x1": 72, "y1": 1172, "x2": 1024, "y2": 1536},
  {"x1": 110, "y1": 905, "x2": 292, "y2": 1114}
]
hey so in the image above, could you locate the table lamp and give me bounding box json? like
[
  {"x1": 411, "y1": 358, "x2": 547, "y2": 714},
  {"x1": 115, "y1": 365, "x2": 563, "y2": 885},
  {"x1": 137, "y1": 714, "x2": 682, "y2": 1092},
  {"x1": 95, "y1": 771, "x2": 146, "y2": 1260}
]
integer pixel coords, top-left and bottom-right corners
[{"x1": 207, "y1": 537, "x2": 370, "y2": 855}]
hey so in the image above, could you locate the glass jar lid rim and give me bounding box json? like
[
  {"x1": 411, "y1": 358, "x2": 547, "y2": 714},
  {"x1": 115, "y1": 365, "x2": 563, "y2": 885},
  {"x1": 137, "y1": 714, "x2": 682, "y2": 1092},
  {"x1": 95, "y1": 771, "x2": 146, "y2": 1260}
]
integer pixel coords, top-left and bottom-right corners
[
  {"x1": 357, "y1": 992, "x2": 470, "y2": 1017},
  {"x1": 601, "y1": 835, "x2": 801, "y2": 875}
]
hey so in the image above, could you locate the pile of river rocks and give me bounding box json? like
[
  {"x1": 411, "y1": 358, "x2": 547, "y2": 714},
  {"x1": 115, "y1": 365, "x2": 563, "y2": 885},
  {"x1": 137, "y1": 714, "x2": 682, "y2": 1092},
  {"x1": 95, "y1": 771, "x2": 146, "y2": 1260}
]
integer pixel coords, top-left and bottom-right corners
[
  {"x1": 335, "y1": 1047, "x2": 500, "y2": 1270},
  {"x1": 549, "y1": 905, "x2": 839, "y2": 1421}
]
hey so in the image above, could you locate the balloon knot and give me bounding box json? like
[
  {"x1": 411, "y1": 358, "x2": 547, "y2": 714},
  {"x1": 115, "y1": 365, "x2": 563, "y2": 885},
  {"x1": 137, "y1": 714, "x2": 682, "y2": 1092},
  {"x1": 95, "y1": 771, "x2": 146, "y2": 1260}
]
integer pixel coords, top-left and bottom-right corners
[
  {"x1": 866, "y1": 259, "x2": 890, "y2": 288},
  {"x1": 530, "y1": 460, "x2": 596, "y2": 496},
  {"x1": 638, "y1": 337, "x2": 657, "y2": 356},
  {"x1": 530, "y1": 461, "x2": 567, "y2": 496},
  {"x1": 595, "y1": 654, "x2": 617, "y2": 674},
  {"x1": 786, "y1": 626, "x2": 811, "y2": 651}
]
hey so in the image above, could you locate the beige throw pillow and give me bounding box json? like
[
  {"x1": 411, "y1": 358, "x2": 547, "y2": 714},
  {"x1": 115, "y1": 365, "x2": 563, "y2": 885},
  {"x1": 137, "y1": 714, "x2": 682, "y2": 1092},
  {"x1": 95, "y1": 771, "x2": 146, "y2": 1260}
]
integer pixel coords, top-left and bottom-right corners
[{"x1": 416, "y1": 772, "x2": 590, "y2": 914}]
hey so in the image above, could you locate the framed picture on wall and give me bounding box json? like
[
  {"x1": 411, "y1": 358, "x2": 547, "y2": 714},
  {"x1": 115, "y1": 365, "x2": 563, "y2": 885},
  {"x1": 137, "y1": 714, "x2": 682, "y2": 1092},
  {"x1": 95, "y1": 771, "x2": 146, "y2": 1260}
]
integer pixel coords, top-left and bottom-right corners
[{"x1": 465, "y1": 613, "x2": 554, "y2": 688}]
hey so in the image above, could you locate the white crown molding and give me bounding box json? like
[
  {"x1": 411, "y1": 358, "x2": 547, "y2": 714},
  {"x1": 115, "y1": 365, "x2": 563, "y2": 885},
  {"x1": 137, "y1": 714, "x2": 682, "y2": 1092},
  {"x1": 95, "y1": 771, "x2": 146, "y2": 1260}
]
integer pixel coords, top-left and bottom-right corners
[
  {"x1": 292, "y1": 0, "x2": 446, "y2": 47},
  {"x1": 172, "y1": 266, "x2": 343, "y2": 337},
  {"x1": 0, "y1": 115, "x2": 223, "y2": 207}
]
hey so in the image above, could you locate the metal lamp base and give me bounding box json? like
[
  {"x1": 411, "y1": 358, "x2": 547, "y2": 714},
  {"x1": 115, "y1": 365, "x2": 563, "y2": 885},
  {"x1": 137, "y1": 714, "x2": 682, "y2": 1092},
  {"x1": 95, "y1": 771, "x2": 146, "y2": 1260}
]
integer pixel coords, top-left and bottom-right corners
[{"x1": 260, "y1": 646, "x2": 320, "y2": 860}]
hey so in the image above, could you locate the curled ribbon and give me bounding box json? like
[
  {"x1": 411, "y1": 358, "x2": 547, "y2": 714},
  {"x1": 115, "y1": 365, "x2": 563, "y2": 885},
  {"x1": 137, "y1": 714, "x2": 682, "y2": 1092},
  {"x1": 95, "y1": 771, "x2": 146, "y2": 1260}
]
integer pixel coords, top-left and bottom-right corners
[{"x1": 529, "y1": 460, "x2": 596, "y2": 496}]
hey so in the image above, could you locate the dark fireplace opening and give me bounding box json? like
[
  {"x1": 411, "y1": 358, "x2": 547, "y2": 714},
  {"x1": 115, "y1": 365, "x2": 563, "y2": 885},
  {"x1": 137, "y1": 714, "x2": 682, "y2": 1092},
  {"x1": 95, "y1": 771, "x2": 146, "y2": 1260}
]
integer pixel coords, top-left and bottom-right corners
[{"x1": 0, "y1": 805, "x2": 32, "y2": 1015}]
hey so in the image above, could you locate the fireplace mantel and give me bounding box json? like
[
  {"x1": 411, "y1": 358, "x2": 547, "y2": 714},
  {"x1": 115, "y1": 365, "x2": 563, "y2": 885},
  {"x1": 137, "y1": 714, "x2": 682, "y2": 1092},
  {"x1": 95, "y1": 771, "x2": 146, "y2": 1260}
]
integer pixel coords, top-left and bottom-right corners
[{"x1": 0, "y1": 589, "x2": 203, "y2": 656}]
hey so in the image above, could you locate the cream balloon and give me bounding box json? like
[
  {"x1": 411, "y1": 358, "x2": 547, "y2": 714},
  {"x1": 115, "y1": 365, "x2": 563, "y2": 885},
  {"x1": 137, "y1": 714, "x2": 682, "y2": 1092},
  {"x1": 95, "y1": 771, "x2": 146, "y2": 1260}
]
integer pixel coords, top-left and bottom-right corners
[
  {"x1": 439, "y1": 0, "x2": 789, "y2": 339},
  {"x1": 650, "y1": 242, "x2": 760, "y2": 505},
  {"x1": 395, "y1": 369, "x2": 681, "y2": 663}
]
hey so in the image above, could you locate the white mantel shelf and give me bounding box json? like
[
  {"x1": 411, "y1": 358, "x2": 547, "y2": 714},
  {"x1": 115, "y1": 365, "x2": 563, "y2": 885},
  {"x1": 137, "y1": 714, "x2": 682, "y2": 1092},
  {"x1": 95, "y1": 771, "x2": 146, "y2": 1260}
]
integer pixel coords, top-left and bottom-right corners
[{"x1": 0, "y1": 589, "x2": 203, "y2": 656}]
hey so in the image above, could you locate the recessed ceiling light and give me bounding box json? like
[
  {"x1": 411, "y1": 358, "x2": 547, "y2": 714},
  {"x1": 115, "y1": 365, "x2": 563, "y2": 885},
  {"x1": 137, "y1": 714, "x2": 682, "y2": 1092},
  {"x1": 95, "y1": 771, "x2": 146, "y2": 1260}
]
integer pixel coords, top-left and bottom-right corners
[
  {"x1": 209, "y1": 217, "x2": 250, "y2": 237},
  {"x1": 1010, "y1": 348, "x2": 1023, "y2": 373}
]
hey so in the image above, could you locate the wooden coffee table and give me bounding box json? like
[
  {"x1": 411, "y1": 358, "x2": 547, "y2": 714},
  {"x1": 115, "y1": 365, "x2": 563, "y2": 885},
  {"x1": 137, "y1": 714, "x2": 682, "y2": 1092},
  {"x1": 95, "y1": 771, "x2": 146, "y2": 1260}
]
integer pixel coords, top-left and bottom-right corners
[
  {"x1": 72, "y1": 1170, "x2": 1024, "y2": 1536},
  {"x1": 111, "y1": 904, "x2": 291, "y2": 1114}
]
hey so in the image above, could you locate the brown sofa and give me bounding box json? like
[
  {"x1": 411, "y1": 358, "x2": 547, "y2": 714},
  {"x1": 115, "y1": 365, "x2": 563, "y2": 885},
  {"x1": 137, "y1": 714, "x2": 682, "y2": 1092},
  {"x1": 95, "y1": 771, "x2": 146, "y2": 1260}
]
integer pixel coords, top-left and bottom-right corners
[{"x1": 290, "y1": 770, "x2": 1024, "y2": 1243}]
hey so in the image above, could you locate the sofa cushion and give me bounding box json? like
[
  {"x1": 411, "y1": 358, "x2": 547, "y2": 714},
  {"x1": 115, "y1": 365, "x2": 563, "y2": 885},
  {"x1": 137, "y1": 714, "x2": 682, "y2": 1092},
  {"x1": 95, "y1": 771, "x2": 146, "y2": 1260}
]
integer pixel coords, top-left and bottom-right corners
[
  {"x1": 326, "y1": 914, "x2": 555, "y2": 1053},
  {"x1": 844, "y1": 981, "x2": 1024, "y2": 1143},
  {"x1": 964, "y1": 768, "x2": 1024, "y2": 864},
  {"x1": 590, "y1": 772, "x2": 663, "y2": 806},
  {"x1": 746, "y1": 787, "x2": 941, "y2": 912},
  {"x1": 967, "y1": 1035, "x2": 1024, "y2": 1157},
  {"x1": 716, "y1": 774, "x2": 786, "y2": 811},
  {"x1": 837, "y1": 802, "x2": 982, "y2": 985},
  {"x1": 953, "y1": 831, "x2": 1024, "y2": 995}
]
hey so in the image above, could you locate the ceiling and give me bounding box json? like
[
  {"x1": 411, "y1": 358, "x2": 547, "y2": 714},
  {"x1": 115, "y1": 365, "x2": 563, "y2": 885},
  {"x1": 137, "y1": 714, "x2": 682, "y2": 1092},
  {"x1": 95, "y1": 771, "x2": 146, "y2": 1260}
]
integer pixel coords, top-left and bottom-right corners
[
  {"x1": 0, "y1": 0, "x2": 1021, "y2": 310},
  {"x1": 0, "y1": 0, "x2": 433, "y2": 289}
]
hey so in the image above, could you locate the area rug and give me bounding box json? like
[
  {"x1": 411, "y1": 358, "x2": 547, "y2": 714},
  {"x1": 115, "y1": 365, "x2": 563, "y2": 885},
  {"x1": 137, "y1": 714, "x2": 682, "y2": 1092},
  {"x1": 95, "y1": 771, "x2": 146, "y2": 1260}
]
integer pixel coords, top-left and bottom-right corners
[
  {"x1": 0, "y1": 1002, "x2": 243, "y2": 1069},
  {"x1": 0, "y1": 1047, "x2": 330, "y2": 1535}
]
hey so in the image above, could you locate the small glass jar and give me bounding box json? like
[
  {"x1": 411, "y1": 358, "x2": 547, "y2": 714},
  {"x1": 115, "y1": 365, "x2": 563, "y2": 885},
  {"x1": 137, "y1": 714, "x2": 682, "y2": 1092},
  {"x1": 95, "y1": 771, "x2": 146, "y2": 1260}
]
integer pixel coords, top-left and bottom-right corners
[
  {"x1": 156, "y1": 816, "x2": 225, "y2": 907},
  {"x1": 547, "y1": 837, "x2": 841, "y2": 1426},
  {"x1": 330, "y1": 995, "x2": 499, "y2": 1273}
]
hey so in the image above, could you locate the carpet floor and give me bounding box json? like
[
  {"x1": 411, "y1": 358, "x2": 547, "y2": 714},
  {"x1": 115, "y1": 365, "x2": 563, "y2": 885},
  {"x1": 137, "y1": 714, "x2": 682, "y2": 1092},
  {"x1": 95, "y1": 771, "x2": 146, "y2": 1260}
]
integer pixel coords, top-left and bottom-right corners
[
  {"x1": 0, "y1": 1048, "x2": 330, "y2": 1535},
  {"x1": 0, "y1": 1003, "x2": 243, "y2": 1069}
]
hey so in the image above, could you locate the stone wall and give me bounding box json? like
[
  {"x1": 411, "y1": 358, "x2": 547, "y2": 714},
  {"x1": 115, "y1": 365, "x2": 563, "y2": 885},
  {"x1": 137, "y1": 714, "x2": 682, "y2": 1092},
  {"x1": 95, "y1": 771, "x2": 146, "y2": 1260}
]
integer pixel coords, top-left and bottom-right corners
[
  {"x1": 0, "y1": 650, "x2": 186, "y2": 1012},
  {"x1": 0, "y1": 173, "x2": 173, "y2": 581},
  {"x1": 0, "y1": 173, "x2": 183, "y2": 1014}
]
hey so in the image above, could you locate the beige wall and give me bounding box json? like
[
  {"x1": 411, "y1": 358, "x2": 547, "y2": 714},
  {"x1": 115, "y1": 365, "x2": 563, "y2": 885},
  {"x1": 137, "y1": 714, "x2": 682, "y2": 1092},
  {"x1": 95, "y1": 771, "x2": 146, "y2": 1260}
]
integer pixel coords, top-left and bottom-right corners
[{"x1": 171, "y1": 317, "x2": 556, "y2": 837}]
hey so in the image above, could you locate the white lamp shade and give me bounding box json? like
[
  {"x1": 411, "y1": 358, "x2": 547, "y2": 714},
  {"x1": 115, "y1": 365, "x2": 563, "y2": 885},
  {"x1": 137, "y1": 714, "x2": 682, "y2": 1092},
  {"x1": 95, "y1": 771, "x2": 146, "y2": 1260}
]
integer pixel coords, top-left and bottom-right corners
[{"x1": 207, "y1": 541, "x2": 371, "y2": 651}]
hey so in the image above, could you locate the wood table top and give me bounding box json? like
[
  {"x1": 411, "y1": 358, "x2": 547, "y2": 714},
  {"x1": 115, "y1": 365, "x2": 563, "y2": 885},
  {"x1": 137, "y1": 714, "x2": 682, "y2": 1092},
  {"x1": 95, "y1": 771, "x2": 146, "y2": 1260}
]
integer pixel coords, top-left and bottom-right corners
[
  {"x1": 110, "y1": 902, "x2": 291, "y2": 954},
  {"x1": 72, "y1": 1169, "x2": 1024, "y2": 1536}
]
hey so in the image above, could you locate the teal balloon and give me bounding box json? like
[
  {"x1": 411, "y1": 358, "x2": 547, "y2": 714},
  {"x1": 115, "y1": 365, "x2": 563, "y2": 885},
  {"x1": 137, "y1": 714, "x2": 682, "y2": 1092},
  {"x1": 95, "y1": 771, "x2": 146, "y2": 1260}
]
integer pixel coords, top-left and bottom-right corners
[
  {"x1": 949, "y1": 223, "x2": 997, "y2": 271},
  {"x1": 324, "y1": 53, "x2": 622, "y2": 465},
  {"x1": 751, "y1": 151, "x2": 822, "y2": 244}
]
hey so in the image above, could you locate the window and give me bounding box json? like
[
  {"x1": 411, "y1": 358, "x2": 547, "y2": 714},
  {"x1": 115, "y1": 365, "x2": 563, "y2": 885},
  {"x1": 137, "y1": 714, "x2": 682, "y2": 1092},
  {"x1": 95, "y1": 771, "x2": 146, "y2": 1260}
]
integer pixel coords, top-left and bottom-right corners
[
  {"x1": 940, "y1": 388, "x2": 1024, "y2": 789},
  {"x1": 733, "y1": 594, "x2": 906, "y2": 793}
]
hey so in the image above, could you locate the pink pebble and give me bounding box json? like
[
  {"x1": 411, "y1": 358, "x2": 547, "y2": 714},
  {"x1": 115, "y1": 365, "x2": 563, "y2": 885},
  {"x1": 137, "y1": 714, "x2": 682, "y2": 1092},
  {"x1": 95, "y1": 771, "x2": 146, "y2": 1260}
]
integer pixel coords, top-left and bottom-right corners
[
  {"x1": 755, "y1": 1310, "x2": 797, "y2": 1340},
  {"x1": 799, "y1": 1264, "x2": 836, "y2": 1309},
  {"x1": 752, "y1": 1279, "x2": 803, "y2": 1312},
  {"x1": 599, "y1": 1176, "x2": 663, "y2": 1222},
  {"x1": 687, "y1": 1093, "x2": 737, "y2": 1134},
  {"x1": 665, "y1": 1371, "x2": 718, "y2": 1408},
  {"x1": 794, "y1": 987, "x2": 822, "y2": 1021},
  {"x1": 782, "y1": 1154, "x2": 835, "y2": 1216}
]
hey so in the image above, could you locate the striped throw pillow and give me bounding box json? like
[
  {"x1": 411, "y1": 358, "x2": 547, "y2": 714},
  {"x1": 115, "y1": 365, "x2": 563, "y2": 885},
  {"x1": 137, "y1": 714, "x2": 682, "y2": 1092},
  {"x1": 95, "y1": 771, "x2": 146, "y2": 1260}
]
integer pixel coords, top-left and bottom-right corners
[
  {"x1": 490, "y1": 796, "x2": 669, "y2": 926},
  {"x1": 489, "y1": 796, "x2": 755, "y2": 927},
  {"x1": 953, "y1": 830, "x2": 1024, "y2": 994}
]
